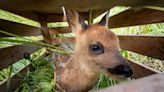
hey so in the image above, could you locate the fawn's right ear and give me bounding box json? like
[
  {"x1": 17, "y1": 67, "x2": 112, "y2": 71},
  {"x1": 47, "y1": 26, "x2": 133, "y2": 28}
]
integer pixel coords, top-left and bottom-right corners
[{"x1": 66, "y1": 10, "x2": 88, "y2": 34}]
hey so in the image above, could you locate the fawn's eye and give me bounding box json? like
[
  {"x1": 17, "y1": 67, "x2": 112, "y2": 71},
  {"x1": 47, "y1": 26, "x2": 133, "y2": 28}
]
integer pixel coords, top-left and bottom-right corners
[{"x1": 89, "y1": 42, "x2": 104, "y2": 55}]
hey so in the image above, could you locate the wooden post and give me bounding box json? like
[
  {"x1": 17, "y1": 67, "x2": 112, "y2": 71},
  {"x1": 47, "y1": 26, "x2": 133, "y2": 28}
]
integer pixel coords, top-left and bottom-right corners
[
  {"x1": 37, "y1": 13, "x2": 53, "y2": 55},
  {"x1": 37, "y1": 13, "x2": 52, "y2": 44}
]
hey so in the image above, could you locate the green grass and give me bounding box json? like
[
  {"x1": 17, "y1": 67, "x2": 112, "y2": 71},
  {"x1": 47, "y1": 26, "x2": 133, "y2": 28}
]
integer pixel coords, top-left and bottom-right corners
[
  {"x1": 0, "y1": 6, "x2": 164, "y2": 92},
  {"x1": 112, "y1": 23, "x2": 164, "y2": 35},
  {"x1": 15, "y1": 55, "x2": 55, "y2": 92}
]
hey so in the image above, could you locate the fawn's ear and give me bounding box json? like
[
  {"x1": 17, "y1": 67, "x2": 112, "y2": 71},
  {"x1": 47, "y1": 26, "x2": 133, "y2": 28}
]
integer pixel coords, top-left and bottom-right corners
[
  {"x1": 66, "y1": 10, "x2": 88, "y2": 34},
  {"x1": 98, "y1": 10, "x2": 110, "y2": 28}
]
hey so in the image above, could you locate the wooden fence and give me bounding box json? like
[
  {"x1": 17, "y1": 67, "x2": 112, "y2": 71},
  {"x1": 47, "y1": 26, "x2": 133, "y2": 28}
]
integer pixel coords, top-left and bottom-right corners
[{"x1": 0, "y1": 0, "x2": 164, "y2": 91}]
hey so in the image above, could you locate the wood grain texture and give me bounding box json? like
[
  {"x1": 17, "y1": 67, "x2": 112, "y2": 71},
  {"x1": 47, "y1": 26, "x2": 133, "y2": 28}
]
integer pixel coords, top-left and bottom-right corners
[
  {"x1": 46, "y1": 13, "x2": 89, "y2": 22},
  {"x1": 98, "y1": 73, "x2": 164, "y2": 92},
  {"x1": 0, "y1": 0, "x2": 163, "y2": 21},
  {"x1": 49, "y1": 7, "x2": 164, "y2": 34},
  {"x1": 0, "y1": 19, "x2": 41, "y2": 37},
  {"x1": 51, "y1": 37, "x2": 75, "y2": 45},
  {"x1": 119, "y1": 35, "x2": 164, "y2": 60},
  {"x1": 46, "y1": 10, "x2": 106, "y2": 22},
  {"x1": 108, "y1": 8, "x2": 164, "y2": 28},
  {"x1": 0, "y1": 0, "x2": 163, "y2": 13},
  {"x1": 49, "y1": 27, "x2": 71, "y2": 35}
]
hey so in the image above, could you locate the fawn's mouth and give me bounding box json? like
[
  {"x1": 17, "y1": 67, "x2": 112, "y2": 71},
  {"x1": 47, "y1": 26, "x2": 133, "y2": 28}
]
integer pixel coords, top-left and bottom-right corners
[{"x1": 107, "y1": 64, "x2": 133, "y2": 78}]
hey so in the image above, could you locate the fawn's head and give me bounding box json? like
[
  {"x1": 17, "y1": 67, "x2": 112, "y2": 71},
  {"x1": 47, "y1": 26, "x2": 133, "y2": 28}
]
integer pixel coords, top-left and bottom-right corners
[{"x1": 66, "y1": 10, "x2": 133, "y2": 80}]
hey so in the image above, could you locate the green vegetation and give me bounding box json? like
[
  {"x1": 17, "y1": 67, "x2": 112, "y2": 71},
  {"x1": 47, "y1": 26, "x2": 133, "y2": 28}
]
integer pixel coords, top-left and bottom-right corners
[
  {"x1": 15, "y1": 55, "x2": 55, "y2": 92},
  {"x1": 0, "y1": 6, "x2": 163, "y2": 92}
]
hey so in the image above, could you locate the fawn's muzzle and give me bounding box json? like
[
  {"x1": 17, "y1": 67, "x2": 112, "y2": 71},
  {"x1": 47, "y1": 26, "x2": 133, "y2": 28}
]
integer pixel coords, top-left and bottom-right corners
[{"x1": 108, "y1": 64, "x2": 133, "y2": 77}]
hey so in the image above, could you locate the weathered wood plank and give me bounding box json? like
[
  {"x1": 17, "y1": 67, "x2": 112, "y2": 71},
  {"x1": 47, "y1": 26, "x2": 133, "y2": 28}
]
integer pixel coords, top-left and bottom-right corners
[
  {"x1": 98, "y1": 73, "x2": 164, "y2": 92},
  {"x1": 46, "y1": 10, "x2": 106, "y2": 22},
  {"x1": 48, "y1": 8, "x2": 164, "y2": 27},
  {"x1": 127, "y1": 59, "x2": 160, "y2": 78},
  {"x1": 49, "y1": 27, "x2": 71, "y2": 35},
  {"x1": 46, "y1": 14, "x2": 65, "y2": 22},
  {"x1": 0, "y1": 45, "x2": 39, "y2": 70},
  {"x1": 0, "y1": 19, "x2": 41, "y2": 37},
  {"x1": 51, "y1": 34, "x2": 164, "y2": 60},
  {"x1": 119, "y1": 35, "x2": 164, "y2": 60},
  {"x1": 51, "y1": 37, "x2": 75, "y2": 45},
  {"x1": 108, "y1": 8, "x2": 164, "y2": 28},
  {"x1": 0, "y1": 0, "x2": 163, "y2": 14},
  {"x1": 0, "y1": 64, "x2": 31, "y2": 92},
  {"x1": 1, "y1": 0, "x2": 163, "y2": 22},
  {"x1": 46, "y1": 13, "x2": 89, "y2": 22}
]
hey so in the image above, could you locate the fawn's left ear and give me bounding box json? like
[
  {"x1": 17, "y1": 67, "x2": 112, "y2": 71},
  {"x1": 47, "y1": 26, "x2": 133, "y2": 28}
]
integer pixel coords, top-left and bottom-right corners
[
  {"x1": 66, "y1": 9, "x2": 88, "y2": 34},
  {"x1": 98, "y1": 10, "x2": 110, "y2": 28}
]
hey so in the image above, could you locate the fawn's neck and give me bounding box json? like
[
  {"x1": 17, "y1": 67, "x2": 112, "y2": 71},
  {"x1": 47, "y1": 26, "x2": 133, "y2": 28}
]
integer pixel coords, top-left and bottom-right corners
[{"x1": 57, "y1": 54, "x2": 100, "y2": 92}]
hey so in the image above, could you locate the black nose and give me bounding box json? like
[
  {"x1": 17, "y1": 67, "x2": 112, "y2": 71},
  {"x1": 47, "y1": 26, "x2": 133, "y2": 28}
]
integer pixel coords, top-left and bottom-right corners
[{"x1": 108, "y1": 65, "x2": 133, "y2": 77}]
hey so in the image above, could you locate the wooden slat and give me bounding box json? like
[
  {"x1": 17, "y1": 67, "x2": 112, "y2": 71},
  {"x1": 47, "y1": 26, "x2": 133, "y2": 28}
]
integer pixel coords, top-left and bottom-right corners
[
  {"x1": 108, "y1": 8, "x2": 164, "y2": 28},
  {"x1": 127, "y1": 59, "x2": 160, "y2": 78},
  {"x1": 0, "y1": 10, "x2": 104, "y2": 23},
  {"x1": 99, "y1": 73, "x2": 164, "y2": 92},
  {"x1": 50, "y1": 31, "x2": 164, "y2": 60},
  {"x1": 46, "y1": 10, "x2": 106, "y2": 22},
  {"x1": 38, "y1": 14, "x2": 52, "y2": 44},
  {"x1": 0, "y1": 45, "x2": 39, "y2": 70},
  {"x1": 0, "y1": 19, "x2": 41, "y2": 37},
  {"x1": 0, "y1": 0, "x2": 163, "y2": 14},
  {"x1": 0, "y1": 64, "x2": 31, "y2": 92},
  {"x1": 51, "y1": 37, "x2": 75, "y2": 45},
  {"x1": 1, "y1": 0, "x2": 163, "y2": 22},
  {"x1": 46, "y1": 14, "x2": 65, "y2": 22},
  {"x1": 46, "y1": 13, "x2": 89, "y2": 22},
  {"x1": 49, "y1": 27, "x2": 71, "y2": 35},
  {"x1": 119, "y1": 35, "x2": 164, "y2": 60}
]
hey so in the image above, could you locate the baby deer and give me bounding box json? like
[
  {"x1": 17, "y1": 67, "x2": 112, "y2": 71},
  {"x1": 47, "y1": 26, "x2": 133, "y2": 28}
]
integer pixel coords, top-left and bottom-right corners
[{"x1": 55, "y1": 10, "x2": 133, "y2": 92}]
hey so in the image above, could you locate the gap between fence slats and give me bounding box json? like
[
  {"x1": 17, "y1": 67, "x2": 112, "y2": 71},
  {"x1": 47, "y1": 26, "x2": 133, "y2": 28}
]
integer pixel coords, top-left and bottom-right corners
[{"x1": 0, "y1": 19, "x2": 41, "y2": 37}]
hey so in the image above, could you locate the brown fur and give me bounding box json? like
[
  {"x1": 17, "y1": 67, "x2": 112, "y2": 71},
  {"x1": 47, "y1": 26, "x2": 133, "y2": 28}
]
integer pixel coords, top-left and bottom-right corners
[{"x1": 54, "y1": 10, "x2": 132, "y2": 92}]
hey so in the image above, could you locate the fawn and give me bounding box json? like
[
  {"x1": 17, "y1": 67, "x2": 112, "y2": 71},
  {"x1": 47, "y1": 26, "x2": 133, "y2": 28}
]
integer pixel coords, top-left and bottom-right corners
[{"x1": 54, "y1": 10, "x2": 133, "y2": 92}]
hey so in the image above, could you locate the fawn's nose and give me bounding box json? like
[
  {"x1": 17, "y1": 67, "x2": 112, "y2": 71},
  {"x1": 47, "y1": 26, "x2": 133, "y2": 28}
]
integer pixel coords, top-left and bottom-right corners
[{"x1": 108, "y1": 64, "x2": 133, "y2": 77}]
